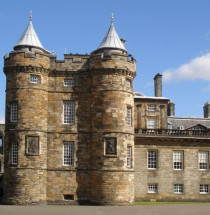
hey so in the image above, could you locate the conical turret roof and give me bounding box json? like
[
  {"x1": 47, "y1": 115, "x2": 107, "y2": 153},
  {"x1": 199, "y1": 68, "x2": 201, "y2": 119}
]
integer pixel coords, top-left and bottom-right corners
[
  {"x1": 14, "y1": 19, "x2": 45, "y2": 51},
  {"x1": 97, "y1": 16, "x2": 126, "y2": 52}
]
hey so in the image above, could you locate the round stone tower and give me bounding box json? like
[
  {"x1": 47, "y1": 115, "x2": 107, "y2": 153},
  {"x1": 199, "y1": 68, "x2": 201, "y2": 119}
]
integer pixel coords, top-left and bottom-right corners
[
  {"x1": 88, "y1": 16, "x2": 136, "y2": 205},
  {"x1": 3, "y1": 16, "x2": 50, "y2": 204}
]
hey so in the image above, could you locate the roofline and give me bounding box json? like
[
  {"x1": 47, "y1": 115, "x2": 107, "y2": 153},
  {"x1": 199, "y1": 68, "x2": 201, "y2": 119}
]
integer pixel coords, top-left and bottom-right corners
[
  {"x1": 14, "y1": 45, "x2": 50, "y2": 54},
  {"x1": 167, "y1": 116, "x2": 210, "y2": 120},
  {"x1": 134, "y1": 96, "x2": 170, "y2": 101}
]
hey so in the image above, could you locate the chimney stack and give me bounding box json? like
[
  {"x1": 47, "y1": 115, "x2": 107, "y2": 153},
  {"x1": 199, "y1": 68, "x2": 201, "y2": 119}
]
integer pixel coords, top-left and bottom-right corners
[
  {"x1": 167, "y1": 100, "x2": 175, "y2": 116},
  {"x1": 154, "y1": 73, "x2": 162, "y2": 97},
  {"x1": 203, "y1": 102, "x2": 210, "y2": 118}
]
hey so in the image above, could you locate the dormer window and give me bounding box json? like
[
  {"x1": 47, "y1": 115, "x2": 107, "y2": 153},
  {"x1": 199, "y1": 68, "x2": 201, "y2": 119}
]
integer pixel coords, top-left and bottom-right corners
[{"x1": 30, "y1": 75, "x2": 40, "y2": 84}]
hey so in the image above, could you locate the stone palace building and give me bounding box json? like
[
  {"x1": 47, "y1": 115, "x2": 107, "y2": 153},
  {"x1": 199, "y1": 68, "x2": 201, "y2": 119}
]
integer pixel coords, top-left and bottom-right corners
[{"x1": 1, "y1": 15, "x2": 210, "y2": 205}]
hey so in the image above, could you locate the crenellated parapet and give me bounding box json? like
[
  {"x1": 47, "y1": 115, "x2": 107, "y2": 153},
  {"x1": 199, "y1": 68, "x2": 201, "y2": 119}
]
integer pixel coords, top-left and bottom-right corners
[{"x1": 49, "y1": 54, "x2": 90, "y2": 72}]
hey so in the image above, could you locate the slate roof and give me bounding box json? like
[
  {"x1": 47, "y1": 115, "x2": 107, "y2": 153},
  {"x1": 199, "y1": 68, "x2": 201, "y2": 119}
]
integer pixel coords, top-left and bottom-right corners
[{"x1": 167, "y1": 116, "x2": 210, "y2": 130}]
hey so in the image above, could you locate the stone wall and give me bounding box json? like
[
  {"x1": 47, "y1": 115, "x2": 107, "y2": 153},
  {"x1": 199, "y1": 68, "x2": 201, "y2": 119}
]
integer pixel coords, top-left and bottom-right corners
[
  {"x1": 134, "y1": 98, "x2": 169, "y2": 130},
  {"x1": 135, "y1": 136, "x2": 210, "y2": 201},
  {"x1": 3, "y1": 49, "x2": 50, "y2": 204}
]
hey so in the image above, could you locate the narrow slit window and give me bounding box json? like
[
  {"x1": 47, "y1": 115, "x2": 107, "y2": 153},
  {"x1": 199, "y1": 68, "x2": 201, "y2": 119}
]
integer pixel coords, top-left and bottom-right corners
[
  {"x1": 11, "y1": 142, "x2": 18, "y2": 165},
  {"x1": 126, "y1": 107, "x2": 132, "y2": 126},
  {"x1": 127, "y1": 146, "x2": 132, "y2": 167},
  {"x1": 10, "y1": 103, "x2": 18, "y2": 122}
]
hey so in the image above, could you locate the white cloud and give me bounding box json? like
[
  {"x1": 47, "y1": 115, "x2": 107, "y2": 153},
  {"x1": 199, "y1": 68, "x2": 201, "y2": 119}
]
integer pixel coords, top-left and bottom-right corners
[
  {"x1": 0, "y1": 114, "x2": 5, "y2": 124},
  {"x1": 163, "y1": 53, "x2": 210, "y2": 82}
]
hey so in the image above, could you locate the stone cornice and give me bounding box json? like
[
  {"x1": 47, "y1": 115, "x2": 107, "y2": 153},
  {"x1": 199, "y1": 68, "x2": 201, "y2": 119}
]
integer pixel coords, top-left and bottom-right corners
[
  {"x1": 82, "y1": 68, "x2": 136, "y2": 78},
  {"x1": 4, "y1": 66, "x2": 50, "y2": 75}
]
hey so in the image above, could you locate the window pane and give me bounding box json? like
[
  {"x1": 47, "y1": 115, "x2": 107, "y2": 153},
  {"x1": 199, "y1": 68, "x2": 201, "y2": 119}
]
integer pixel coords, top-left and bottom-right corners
[
  {"x1": 148, "y1": 184, "x2": 157, "y2": 193},
  {"x1": 63, "y1": 101, "x2": 75, "y2": 124},
  {"x1": 173, "y1": 151, "x2": 183, "y2": 170},
  {"x1": 64, "y1": 79, "x2": 74, "y2": 87},
  {"x1": 147, "y1": 104, "x2": 156, "y2": 111},
  {"x1": 200, "y1": 184, "x2": 209, "y2": 194},
  {"x1": 11, "y1": 103, "x2": 18, "y2": 122},
  {"x1": 126, "y1": 79, "x2": 131, "y2": 88},
  {"x1": 174, "y1": 184, "x2": 183, "y2": 194},
  {"x1": 63, "y1": 142, "x2": 74, "y2": 166},
  {"x1": 148, "y1": 150, "x2": 157, "y2": 169},
  {"x1": 11, "y1": 142, "x2": 18, "y2": 165},
  {"x1": 30, "y1": 75, "x2": 39, "y2": 84},
  {"x1": 127, "y1": 146, "x2": 132, "y2": 167},
  {"x1": 147, "y1": 118, "x2": 157, "y2": 129},
  {"x1": 126, "y1": 107, "x2": 132, "y2": 126},
  {"x1": 199, "y1": 151, "x2": 208, "y2": 170}
]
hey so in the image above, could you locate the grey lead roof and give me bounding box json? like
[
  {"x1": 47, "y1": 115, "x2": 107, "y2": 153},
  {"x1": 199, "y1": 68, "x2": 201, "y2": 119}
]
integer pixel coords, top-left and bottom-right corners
[
  {"x1": 14, "y1": 20, "x2": 45, "y2": 50},
  {"x1": 97, "y1": 21, "x2": 126, "y2": 51}
]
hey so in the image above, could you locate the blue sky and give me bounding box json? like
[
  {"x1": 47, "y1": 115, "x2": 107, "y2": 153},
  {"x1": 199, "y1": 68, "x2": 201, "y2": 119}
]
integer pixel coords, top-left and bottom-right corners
[{"x1": 1, "y1": 0, "x2": 210, "y2": 123}]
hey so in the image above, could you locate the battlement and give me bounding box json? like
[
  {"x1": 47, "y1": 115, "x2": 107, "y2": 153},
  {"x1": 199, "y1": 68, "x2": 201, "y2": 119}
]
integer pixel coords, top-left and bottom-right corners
[
  {"x1": 4, "y1": 50, "x2": 50, "y2": 69},
  {"x1": 49, "y1": 53, "x2": 90, "y2": 71}
]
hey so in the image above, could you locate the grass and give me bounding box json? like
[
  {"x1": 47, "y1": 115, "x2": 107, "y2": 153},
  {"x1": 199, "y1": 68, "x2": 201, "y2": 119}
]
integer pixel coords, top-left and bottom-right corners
[{"x1": 135, "y1": 201, "x2": 210, "y2": 205}]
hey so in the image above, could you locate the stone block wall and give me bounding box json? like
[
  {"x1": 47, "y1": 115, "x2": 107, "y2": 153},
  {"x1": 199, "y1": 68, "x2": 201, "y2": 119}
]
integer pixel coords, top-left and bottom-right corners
[
  {"x1": 134, "y1": 99, "x2": 169, "y2": 130},
  {"x1": 135, "y1": 137, "x2": 210, "y2": 201}
]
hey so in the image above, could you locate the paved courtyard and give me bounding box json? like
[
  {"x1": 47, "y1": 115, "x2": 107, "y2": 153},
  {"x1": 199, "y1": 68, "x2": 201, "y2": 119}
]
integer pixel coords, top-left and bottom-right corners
[{"x1": 0, "y1": 204, "x2": 210, "y2": 215}]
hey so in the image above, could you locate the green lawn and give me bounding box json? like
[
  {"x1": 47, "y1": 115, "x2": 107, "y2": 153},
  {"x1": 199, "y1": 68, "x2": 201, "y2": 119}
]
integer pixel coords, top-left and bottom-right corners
[{"x1": 135, "y1": 201, "x2": 210, "y2": 205}]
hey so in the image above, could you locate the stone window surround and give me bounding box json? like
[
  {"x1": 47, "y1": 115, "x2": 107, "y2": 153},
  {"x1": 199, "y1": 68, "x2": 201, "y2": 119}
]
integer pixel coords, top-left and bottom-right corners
[
  {"x1": 199, "y1": 151, "x2": 209, "y2": 171},
  {"x1": 147, "y1": 104, "x2": 157, "y2": 111},
  {"x1": 63, "y1": 100, "x2": 75, "y2": 125},
  {"x1": 147, "y1": 150, "x2": 157, "y2": 170},
  {"x1": 148, "y1": 184, "x2": 158, "y2": 194},
  {"x1": 126, "y1": 78, "x2": 132, "y2": 88},
  {"x1": 127, "y1": 145, "x2": 132, "y2": 168},
  {"x1": 63, "y1": 141, "x2": 74, "y2": 166},
  {"x1": 200, "y1": 184, "x2": 209, "y2": 194},
  {"x1": 173, "y1": 150, "x2": 184, "y2": 170},
  {"x1": 64, "y1": 78, "x2": 74, "y2": 87},
  {"x1": 126, "y1": 106, "x2": 132, "y2": 126},
  {"x1": 174, "y1": 184, "x2": 184, "y2": 194},
  {"x1": 147, "y1": 118, "x2": 157, "y2": 129},
  {"x1": 30, "y1": 74, "x2": 40, "y2": 84},
  {"x1": 10, "y1": 102, "x2": 18, "y2": 122},
  {"x1": 10, "y1": 142, "x2": 18, "y2": 165}
]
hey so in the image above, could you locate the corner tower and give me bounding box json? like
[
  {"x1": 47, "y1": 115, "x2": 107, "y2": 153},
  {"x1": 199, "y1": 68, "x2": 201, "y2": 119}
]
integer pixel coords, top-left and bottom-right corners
[
  {"x1": 88, "y1": 15, "x2": 136, "y2": 205},
  {"x1": 3, "y1": 14, "x2": 50, "y2": 204}
]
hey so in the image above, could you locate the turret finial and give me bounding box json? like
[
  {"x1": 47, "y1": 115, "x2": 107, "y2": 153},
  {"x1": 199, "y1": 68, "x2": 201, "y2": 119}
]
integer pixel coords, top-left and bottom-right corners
[
  {"x1": 29, "y1": 10, "x2": 32, "y2": 20},
  {"x1": 111, "y1": 13, "x2": 114, "y2": 22}
]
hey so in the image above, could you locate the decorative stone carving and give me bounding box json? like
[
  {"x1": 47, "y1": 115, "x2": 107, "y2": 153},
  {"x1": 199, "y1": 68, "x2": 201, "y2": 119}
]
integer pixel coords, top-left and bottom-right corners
[
  {"x1": 26, "y1": 136, "x2": 39, "y2": 155},
  {"x1": 105, "y1": 137, "x2": 117, "y2": 155}
]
